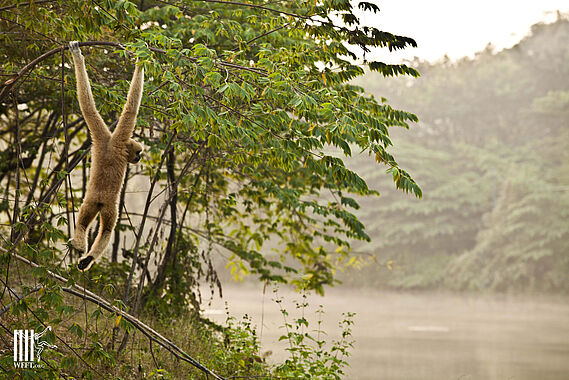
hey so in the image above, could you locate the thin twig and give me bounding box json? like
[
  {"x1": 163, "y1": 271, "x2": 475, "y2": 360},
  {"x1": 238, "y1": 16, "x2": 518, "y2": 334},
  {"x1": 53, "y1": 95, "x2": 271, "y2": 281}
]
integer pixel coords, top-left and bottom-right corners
[
  {"x1": 10, "y1": 93, "x2": 21, "y2": 243},
  {"x1": 246, "y1": 23, "x2": 289, "y2": 45},
  {"x1": 0, "y1": 0, "x2": 55, "y2": 12},
  {"x1": 149, "y1": 337, "x2": 160, "y2": 369},
  {"x1": 1, "y1": 40, "x2": 265, "y2": 101},
  {"x1": 165, "y1": 0, "x2": 310, "y2": 21},
  {"x1": 61, "y1": 46, "x2": 73, "y2": 239},
  {"x1": 0, "y1": 285, "x2": 43, "y2": 317}
]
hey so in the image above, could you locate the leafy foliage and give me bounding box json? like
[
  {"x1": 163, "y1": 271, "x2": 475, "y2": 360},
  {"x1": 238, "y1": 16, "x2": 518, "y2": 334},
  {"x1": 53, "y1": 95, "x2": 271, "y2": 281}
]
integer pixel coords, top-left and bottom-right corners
[
  {"x1": 273, "y1": 291, "x2": 354, "y2": 379},
  {"x1": 0, "y1": 0, "x2": 420, "y2": 377}
]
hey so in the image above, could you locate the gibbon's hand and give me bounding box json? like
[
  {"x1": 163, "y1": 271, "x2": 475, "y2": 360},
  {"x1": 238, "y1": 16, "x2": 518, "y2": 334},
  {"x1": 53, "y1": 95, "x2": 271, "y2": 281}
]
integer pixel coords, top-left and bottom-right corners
[{"x1": 69, "y1": 41, "x2": 82, "y2": 56}]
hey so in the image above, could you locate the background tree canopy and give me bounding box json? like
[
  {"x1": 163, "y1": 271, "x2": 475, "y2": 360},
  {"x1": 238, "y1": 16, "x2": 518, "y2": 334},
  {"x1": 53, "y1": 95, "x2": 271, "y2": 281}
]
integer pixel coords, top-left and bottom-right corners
[
  {"x1": 348, "y1": 16, "x2": 569, "y2": 293},
  {"x1": 0, "y1": 1, "x2": 422, "y2": 378}
]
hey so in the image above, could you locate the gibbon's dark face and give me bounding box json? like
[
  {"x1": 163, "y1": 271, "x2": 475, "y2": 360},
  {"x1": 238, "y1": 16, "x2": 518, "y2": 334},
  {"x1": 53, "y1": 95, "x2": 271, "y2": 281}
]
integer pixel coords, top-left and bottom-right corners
[{"x1": 126, "y1": 139, "x2": 143, "y2": 164}]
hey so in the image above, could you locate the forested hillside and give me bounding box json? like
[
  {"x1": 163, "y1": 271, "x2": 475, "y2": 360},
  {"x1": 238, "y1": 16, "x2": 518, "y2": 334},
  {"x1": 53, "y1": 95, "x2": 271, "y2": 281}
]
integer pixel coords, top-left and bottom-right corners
[{"x1": 348, "y1": 16, "x2": 569, "y2": 292}]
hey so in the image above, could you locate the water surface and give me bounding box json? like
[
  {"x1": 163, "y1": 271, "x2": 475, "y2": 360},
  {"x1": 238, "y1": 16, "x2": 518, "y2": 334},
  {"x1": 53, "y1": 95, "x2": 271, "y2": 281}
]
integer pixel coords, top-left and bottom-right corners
[{"x1": 206, "y1": 286, "x2": 569, "y2": 379}]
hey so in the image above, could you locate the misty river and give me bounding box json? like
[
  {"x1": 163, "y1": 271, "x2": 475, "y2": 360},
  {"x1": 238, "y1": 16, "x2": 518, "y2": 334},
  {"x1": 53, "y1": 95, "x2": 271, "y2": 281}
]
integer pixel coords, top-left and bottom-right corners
[{"x1": 206, "y1": 285, "x2": 569, "y2": 379}]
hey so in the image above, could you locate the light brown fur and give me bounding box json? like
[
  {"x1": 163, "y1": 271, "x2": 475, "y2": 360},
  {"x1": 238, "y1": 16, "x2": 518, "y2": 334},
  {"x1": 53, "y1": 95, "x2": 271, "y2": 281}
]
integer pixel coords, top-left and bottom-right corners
[{"x1": 69, "y1": 41, "x2": 144, "y2": 270}]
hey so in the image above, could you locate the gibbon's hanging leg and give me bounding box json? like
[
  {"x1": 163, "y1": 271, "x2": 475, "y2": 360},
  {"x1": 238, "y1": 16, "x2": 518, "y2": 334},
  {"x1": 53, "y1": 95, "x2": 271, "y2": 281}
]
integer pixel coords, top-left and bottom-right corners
[
  {"x1": 68, "y1": 41, "x2": 144, "y2": 271},
  {"x1": 73, "y1": 200, "x2": 101, "y2": 253},
  {"x1": 77, "y1": 204, "x2": 117, "y2": 270}
]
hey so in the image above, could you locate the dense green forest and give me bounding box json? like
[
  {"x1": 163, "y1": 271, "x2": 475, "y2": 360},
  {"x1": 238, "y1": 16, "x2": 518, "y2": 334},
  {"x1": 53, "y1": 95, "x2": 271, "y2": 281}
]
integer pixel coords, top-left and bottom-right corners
[
  {"x1": 0, "y1": 0, "x2": 422, "y2": 378},
  {"x1": 348, "y1": 16, "x2": 569, "y2": 293}
]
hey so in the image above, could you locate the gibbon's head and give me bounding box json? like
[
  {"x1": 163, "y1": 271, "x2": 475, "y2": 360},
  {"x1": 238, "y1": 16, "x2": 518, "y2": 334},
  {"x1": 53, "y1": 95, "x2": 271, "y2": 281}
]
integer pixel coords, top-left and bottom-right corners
[{"x1": 126, "y1": 139, "x2": 143, "y2": 164}]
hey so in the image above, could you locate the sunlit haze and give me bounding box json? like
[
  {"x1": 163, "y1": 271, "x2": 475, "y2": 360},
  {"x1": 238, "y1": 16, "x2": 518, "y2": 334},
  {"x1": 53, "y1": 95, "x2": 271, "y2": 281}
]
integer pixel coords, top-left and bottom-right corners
[{"x1": 354, "y1": 0, "x2": 569, "y2": 62}]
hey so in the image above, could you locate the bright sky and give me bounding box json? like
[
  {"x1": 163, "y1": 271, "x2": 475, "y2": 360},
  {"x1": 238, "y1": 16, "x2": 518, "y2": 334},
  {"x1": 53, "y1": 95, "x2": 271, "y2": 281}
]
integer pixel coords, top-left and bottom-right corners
[{"x1": 355, "y1": 0, "x2": 569, "y2": 62}]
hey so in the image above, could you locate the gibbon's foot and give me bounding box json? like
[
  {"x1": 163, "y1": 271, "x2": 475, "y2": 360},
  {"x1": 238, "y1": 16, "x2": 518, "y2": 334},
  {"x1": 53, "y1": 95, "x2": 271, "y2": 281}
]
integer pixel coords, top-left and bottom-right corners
[
  {"x1": 69, "y1": 41, "x2": 81, "y2": 53},
  {"x1": 78, "y1": 255, "x2": 95, "y2": 271}
]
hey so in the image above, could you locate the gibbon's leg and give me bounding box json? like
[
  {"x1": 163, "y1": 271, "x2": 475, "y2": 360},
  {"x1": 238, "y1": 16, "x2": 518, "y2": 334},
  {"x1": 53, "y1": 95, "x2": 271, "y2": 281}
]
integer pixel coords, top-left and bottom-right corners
[
  {"x1": 73, "y1": 200, "x2": 100, "y2": 253},
  {"x1": 68, "y1": 41, "x2": 111, "y2": 143},
  {"x1": 78, "y1": 204, "x2": 117, "y2": 271}
]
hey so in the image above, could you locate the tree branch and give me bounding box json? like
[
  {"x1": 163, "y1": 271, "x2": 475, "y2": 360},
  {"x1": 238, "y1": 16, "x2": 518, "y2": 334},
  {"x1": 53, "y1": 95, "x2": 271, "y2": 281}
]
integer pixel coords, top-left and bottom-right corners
[
  {"x1": 246, "y1": 23, "x2": 289, "y2": 45},
  {"x1": 0, "y1": 276, "x2": 105, "y2": 378},
  {"x1": 2, "y1": 248, "x2": 225, "y2": 380},
  {"x1": 163, "y1": 0, "x2": 310, "y2": 21},
  {"x1": 0, "y1": 40, "x2": 266, "y2": 102},
  {"x1": 0, "y1": 0, "x2": 55, "y2": 12}
]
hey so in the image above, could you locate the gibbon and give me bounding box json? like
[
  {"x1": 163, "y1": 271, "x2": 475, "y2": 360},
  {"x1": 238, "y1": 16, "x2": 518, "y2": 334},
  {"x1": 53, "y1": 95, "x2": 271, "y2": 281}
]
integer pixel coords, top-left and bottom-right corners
[{"x1": 69, "y1": 41, "x2": 144, "y2": 270}]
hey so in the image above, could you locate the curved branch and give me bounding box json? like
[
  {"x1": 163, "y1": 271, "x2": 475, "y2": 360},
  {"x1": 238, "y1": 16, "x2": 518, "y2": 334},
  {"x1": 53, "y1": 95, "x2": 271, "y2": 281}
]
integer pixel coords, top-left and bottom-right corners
[
  {"x1": 4, "y1": 248, "x2": 225, "y2": 380},
  {"x1": 0, "y1": 40, "x2": 266, "y2": 102},
  {"x1": 0, "y1": 42, "x2": 120, "y2": 101}
]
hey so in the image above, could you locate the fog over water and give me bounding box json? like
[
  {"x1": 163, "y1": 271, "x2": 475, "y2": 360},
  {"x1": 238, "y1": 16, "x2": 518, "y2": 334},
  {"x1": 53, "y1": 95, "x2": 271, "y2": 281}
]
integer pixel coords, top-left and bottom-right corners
[{"x1": 207, "y1": 286, "x2": 569, "y2": 379}]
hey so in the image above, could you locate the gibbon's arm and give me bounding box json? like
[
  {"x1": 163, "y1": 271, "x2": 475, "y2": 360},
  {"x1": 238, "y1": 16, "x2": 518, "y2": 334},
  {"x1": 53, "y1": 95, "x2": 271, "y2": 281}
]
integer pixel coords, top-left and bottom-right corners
[
  {"x1": 69, "y1": 42, "x2": 111, "y2": 142},
  {"x1": 112, "y1": 63, "x2": 144, "y2": 143}
]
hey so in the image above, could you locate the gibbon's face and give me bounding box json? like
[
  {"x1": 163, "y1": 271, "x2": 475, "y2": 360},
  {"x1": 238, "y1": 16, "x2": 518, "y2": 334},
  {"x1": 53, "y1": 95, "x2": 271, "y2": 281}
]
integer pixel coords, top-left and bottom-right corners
[{"x1": 126, "y1": 139, "x2": 143, "y2": 164}]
